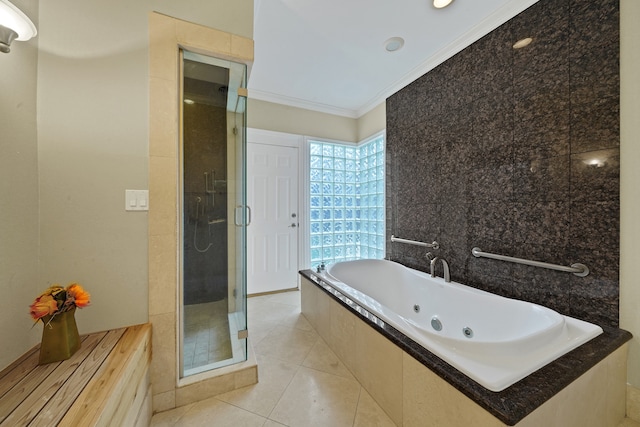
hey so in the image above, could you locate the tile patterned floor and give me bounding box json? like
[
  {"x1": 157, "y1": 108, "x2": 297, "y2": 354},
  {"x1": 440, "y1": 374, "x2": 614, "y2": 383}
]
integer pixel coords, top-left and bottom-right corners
[
  {"x1": 183, "y1": 300, "x2": 232, "y2": 372},
  {"x1": 151, "y1": 290, "x2": 640, "y2": 427},
  {"x1": 151, "y1": 290, "x2": 396, "y2": 427}
]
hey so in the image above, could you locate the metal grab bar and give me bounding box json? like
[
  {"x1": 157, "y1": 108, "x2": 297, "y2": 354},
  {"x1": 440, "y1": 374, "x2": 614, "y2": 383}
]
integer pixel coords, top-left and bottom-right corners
[
  {"x1": 471, "y1": 247, "x2": 589, "y2": 277},
  {"x1": 390, "y1": 235, "x2": 439, "y2": 250}
]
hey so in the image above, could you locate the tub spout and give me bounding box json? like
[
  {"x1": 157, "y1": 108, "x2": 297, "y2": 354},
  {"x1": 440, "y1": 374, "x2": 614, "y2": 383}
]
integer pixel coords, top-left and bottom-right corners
[{"x1": 430, "y1": 257, "x2": 450, "y2": 283}]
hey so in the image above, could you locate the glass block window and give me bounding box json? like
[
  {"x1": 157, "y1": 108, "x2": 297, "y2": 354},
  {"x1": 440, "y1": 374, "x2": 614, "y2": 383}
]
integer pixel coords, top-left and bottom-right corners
[{"x1": 309, "y1": 134, "x2": 385, "y2": 268}]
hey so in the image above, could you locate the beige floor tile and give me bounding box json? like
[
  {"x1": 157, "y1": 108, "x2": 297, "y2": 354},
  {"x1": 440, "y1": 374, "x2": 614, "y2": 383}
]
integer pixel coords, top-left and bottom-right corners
[
  {"x1": 249, "y1": 299, "x2": 301, "y2": 325},
  {"x1": 150, "y1": 404, "x2": 193, "y2": 427},
  {"x1": 152, "y1": 290, "x2": 402, "y2": 427},
  {"x1": 247, "y1": 294, "x2": 270, "y2": 310},
  {"x1": 354, "y1": 388, "x2": 398, "y2": 427},
  {"x1": 619, "y1": 418, "x2": 640, "y2": 427},
  {"x1": 279, "y1": 310, "x2": 314, "y2": 331},
  {"x1": 177, "y1": 397, "x2": 266, "y2": 426},
  {"x1": 249, "y1": 291, "x2": 311, "y2": 333},
  {"x1": 248, "y1": 318, "x2": 280, "y2": 347},
  {"x1": 215, "y1": 354, "x2": 300, "y2": 417},
  {"x1": 254, "y1": 325, "x2": 319, "y2": 364},
  {"x1": 628, "y1": 385, "x2": 640, "y2": 422},
  {"x1": 269, "y1": 366, "x2": 361, "y2": 427},
  {"x1": 265, "y1": 290, "x2": 301, "y2": 306},
  {"x1": 303, "y1": 338, "x2": 354, "y2": 379}
]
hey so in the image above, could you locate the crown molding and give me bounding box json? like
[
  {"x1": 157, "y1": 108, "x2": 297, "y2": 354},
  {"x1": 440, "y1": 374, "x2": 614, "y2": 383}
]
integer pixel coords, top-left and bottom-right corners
[
  {"x1": 355, "y1": 0, "x2": 538, "y2": 118},
  {"x1": 248, "y1": 88, "x2": 361, "y2": 119},
  {"x1": 252, "y1": 0, "x2": 539, "y2": 120}
]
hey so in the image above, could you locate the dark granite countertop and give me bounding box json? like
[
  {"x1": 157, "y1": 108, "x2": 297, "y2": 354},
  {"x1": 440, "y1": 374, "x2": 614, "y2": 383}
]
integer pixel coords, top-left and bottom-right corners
[{"x1": 299, "y1": 269, "x2": 632, "y2": 426}]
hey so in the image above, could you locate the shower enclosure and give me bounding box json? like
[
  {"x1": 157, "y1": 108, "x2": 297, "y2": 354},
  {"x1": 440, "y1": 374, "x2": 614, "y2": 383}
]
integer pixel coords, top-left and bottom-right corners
[{"x1": 179, "y1": 51, "x2": 248, "y2": 377}]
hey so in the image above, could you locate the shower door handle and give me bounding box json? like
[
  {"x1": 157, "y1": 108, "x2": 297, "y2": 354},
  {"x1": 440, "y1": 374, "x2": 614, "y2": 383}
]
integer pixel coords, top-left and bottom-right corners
[
  {"x1": 234, "y1": 205, "x2": 252, "y2": 226},
  {"x1": 234, "y1": 206, "x2": 242, "y2": 226}
]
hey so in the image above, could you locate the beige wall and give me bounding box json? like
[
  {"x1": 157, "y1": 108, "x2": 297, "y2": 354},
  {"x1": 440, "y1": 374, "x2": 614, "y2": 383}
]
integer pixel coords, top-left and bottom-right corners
[
  {"x1": 357, "y1": 102, "x2": 386, "y2": 141},
  {"x1": 248, "y1": 98, "x2": 359, "y2": 142},
  {"x1": 151, "y1": 0, "x2": 253, "y2": 39},
  {"x1": 620, "y1": 0, "x2": 640, "y2": 389},
  {"x1": 246, "y1": 99, "x2": 386, "y2": 142},
  {"x1": 34, "y1": 0, "x2": 253, "y2": 336},
  {"x1": 0, "y1": 0, "x2": 41, "y2": 369}
]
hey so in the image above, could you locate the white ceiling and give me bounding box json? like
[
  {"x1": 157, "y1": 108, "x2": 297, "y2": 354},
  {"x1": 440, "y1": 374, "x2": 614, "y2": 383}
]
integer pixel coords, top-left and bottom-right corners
[{"x1": 249, "y1": 0, "x2": 539, "y2": 118}]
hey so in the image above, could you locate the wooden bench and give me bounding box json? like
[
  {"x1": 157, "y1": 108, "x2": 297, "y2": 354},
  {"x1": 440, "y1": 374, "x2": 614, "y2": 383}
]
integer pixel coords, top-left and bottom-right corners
[{"x1": 0, "y1": 323, "x2": 151, "y2": 427}]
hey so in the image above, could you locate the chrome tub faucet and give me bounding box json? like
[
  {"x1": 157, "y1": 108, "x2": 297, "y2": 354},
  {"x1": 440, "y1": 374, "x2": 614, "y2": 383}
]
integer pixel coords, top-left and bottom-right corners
[{"x1": 430, "y1": 256, "x2": 450, "y2": 283}]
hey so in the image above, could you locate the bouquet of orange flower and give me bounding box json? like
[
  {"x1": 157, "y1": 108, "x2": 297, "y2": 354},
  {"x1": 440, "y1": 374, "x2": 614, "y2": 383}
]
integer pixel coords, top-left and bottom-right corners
[{"x1": 29, "y1": 283, "x2": 90, "y2": 325}]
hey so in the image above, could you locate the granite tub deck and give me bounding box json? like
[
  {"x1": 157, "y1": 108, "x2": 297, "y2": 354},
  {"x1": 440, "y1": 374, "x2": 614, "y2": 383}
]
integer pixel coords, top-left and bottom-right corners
[{"x1": 300, "y1": 270, "x2": 632, "y2": 426}]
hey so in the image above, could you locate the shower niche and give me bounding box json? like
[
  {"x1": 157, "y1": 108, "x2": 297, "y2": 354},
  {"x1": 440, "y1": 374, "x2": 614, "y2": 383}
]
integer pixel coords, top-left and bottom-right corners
[{"x1": 180, "y1": 50, "x2": 248, "y2": 378}]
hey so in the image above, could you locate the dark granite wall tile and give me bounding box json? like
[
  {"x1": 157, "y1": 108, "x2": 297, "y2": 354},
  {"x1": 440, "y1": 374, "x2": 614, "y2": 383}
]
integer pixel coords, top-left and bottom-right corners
[
  {"x1": 183, "y1": 103, "x2": 228, "y2": 305},
  {"x1": 570, "y1": 0, "x2": 619, "y2": 53},
  {"x1": 467, "y1": 202, "x2": 515, "y2": 247},
  {"x1": 570, "y1": 96, "x2": 620, "y2": 153},
  {"x1": 512, "y1": 201, "x2": 571, "y2": 246},
  {"x1": 569, "y1": 200, "x2": 618, "y2": 252},
  {"x1": 472, "y1": 26, "x2": 514, "y2": 99},
  {"x1": 444, "y1": 51, "x2": 476, "y2": 110},
  {"x1": 386, "y1": 0, "x2": 620, "y2": 327},
  {"x1": 414, "y1": 72, "x2": 443, "y2": 118},
  {"x1": 570, "y1": 48, "x2": 619, "y2": 105},
  {"x1": 513, "y1": 155, "x2": 570, "y2": 202},
  {"x1": 468, "y1": 163, "x2": 514, "y2": 203},
  {"x1": 514, "y1": 110, "x2": 571, "y2": 161},
  {"x1": 471, "y1": 89, "x2": 515, "y2": 167},
  {"x1": 570, "y1": 148, "x2": 619, "y2": 202},
  {"x1": 513, "y1": 64, "x2": 570, "y2": 122},
  {"x1": 511, "y1": 0, "x2": 570, "y2": 82}
]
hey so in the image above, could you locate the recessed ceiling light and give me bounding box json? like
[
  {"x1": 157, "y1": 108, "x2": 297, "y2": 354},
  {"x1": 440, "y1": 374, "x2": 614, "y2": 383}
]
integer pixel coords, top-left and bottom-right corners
[
  {"x1": 384, "y1": 37, "x2": 404, "y2": 52},
  {"x1": 433, "y1": 0, "x2": 454, "y2": 9},
  {"x1": 513, "y1": 37, "x2": 533, "y2": 49},
  {"x1": 184, "y1": 98, "x2": 195, "y2": 105}
]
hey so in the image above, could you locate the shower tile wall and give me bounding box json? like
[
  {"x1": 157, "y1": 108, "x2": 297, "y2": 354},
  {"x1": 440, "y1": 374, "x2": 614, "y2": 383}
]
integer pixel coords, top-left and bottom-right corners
[
  {"x1": 386, "y1": 0, "x2": 619, "y2": 327},
  {"x1": 183, "y1": 99, "x2": 228, "y2": 305}
]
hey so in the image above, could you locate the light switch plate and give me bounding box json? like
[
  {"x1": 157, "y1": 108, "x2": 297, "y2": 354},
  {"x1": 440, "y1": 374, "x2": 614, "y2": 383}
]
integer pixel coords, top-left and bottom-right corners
[{"x1": 125, "y1": 190, "x2": 149, "y2": 211}]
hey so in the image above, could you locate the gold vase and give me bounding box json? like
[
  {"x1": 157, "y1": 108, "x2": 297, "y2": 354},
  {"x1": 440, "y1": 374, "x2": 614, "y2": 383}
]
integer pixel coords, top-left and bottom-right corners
[{"x1": 38, "y1": 307, "x2": 81, "y2": 364}]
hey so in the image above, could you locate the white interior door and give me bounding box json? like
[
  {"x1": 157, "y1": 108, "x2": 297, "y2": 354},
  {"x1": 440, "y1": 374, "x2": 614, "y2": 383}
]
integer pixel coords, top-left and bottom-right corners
[{"x1": 247, "y1": 142, "x2": 299, "y2": 294}]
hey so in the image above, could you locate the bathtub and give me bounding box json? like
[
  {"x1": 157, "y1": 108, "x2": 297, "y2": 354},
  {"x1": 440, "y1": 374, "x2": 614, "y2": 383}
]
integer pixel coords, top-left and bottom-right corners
[{"x1": 317, "y1": 258, "x2": 603, "y2": 392}]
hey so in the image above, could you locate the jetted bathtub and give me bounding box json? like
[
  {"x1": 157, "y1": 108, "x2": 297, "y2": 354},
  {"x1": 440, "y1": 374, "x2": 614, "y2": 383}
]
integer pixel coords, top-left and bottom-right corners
[{"x1": 318, "y1": 258, "x2": 603, "y2": 392}]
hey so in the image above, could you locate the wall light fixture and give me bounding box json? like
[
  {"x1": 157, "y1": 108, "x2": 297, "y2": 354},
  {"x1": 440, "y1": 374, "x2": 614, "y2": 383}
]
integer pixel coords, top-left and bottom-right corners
[{"x1": 0, "y1": 0, "x2": 37, "y2": 53}]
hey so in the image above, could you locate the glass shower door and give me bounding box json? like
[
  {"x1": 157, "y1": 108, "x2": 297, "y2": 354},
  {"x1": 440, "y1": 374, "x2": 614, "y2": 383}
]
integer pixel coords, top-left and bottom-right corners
[{"x1": 179, "y1": 50, "x2": 248, "y2": 378}]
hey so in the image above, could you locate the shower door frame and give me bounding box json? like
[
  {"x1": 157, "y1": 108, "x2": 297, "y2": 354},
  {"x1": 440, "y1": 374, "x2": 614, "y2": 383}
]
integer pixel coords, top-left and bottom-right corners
[{"x1": 177, "y1": 49, "x2": 249, "y2": 381}]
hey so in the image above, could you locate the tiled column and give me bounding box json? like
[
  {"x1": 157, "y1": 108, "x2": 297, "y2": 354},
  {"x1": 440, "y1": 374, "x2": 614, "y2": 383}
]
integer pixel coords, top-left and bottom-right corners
[{"x1": 148, "y1": 12, "x2": 254, "y2": 413}]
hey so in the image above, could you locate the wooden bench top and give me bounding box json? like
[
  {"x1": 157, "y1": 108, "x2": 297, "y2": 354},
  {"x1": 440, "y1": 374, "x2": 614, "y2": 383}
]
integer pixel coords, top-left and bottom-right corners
[{"x1": 0, "y1": 323, "x2": 151, "y2": 426}]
